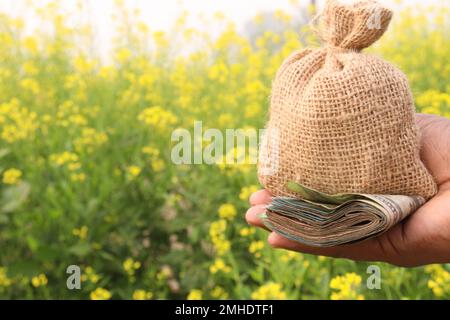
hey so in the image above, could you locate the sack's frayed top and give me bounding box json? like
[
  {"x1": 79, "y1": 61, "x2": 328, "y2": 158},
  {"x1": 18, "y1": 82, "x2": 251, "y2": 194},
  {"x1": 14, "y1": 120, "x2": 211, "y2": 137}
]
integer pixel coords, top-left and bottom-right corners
[{"x1": 258, "y1": 0, "x2": 437, "y2": 199}]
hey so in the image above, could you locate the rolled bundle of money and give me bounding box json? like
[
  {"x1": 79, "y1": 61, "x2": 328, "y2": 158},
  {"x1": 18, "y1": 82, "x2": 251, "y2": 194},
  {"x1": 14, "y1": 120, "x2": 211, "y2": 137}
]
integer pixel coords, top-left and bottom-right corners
[
  {"x1": 261, "y1": 182, "x2": 425, "y2": 247},
  {"x1": 258, "y1": 0, "x2": 437, "y2": 199}
]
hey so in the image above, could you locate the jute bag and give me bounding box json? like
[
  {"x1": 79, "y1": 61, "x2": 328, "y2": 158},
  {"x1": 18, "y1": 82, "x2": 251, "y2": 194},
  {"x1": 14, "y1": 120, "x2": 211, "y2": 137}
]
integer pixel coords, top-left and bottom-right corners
[{"x1": 258, "y1": 0, "x2": 437, "y2": 199}]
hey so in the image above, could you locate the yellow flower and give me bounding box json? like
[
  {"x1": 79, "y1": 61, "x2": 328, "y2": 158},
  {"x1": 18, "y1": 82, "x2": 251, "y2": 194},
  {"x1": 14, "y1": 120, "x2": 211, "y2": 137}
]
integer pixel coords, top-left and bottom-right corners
[
  {"x1": 49, "y1": 151, "x2": 78, "y2": 166},
  {"x1": 208, "y1": 62, "x2": 228, "y2": 83},
  {"x1": 132, "y1": 289, "x2": 153, "y2": 300},
  {"x1": 142, "y1": 146, "x2": 165, "y2": 172},
  {"x1": 252, "y1": 282, "x2": 287, "y2": 300},
  {"x1": 211, "y1": 286, "x2": 229, "y2": 299},
  {"x1": 73, "y1": 55, "x2": 95, "y2": 73},
  {"x1": 280, "y1": 251, "x2": 301, "y2": 263},
  {"x1": 274, "y1": 9, "x2": 292, "y2": 23},
  {"x1": 416, "y1": 90, "x2": 450, "y2": 115},
  {"x1": 218, "y1": 203, "x2": 237, "y2": 220},
  {"x1": 123, "y1": 258, "x2": 141, "y2": 276},
  {"x1": 330, "y1": 273, "x2": 364, "y2": 300},
  {"x1": 22, "y1": 61, "x2": 39, "y2": 75},
  {"x1": 138, "y1": 74, "x2": 153, "y2": 87},
  {"x1": 239, "y1": 185, "x2": 259, "y2": 201},
  {"x1": 99, "y1": 65, "x2": 116, "y2": 79},
  {"x1": 137, "y1": 22, "x2": 149, "y2": 34},
  {"x1": 72, "y1": 226, "x2": 88, "y2": 240},
  {"x1": 2, "y1": 168, "x2": 22, "y2": 185},
  {"x1": 214, "y1": 239, "x2": 231, "y2": 255},
  {"x1": 0, "y1": 267, "x2": 12, "y2": 287},
  {"x1": 425, "y1": 265, "x2": 450, "y2": 298},
  {"x1": 142, "y1": 146, "x2": 160, "y2": 157},
  {"x1": 217, "y1": 113, "x2": 234, "y2": 127},
  {"x1": 249, "y1": 240, "x2": 265, "y2": 258},
  {"x1": 0, "y1": 99, "x2": 38, "y2": 143},
  {"x1": 253, "y1": 13, "x2": 264, "y2": 25},
  {"x1": 153, "y1": 31, "x2": 168, "y2": 47},
  {"x1": 68, "y1": 162, "x2": 82, "y2": 171},
  {"x1": 23, "y1": 36, "x2": 38, "y2": 53},
  {"x1": 239, "y1": 227, "x2": 255, "y2": 237},
  {"x1": 90, "y1": 288, "x2": 112, "y2": 300},
  {"x1": 20, "y1": 78, "x2": 40, "y2": 94},
  {"x1": 81, "y1": 266, "x2": 100, "y2": 283},
  {"x1": 73, "y1": 128, "x2": 108, "y2": 152},
  {"x1": 31, "y1": 277, "x2": 40, "y2": 287},
  {"x1": 209, "y1": 258, "x2": 232, "y2": 274},
  {"x1": 209, "y1": 219, "x2": 227, "y2": 239},
  {"x1": 187, "y1": 289, "x2": 202, "y2": 300},
  {"x1": 31, "y1": 274, "x2": 48, "y2": 288},
  {"x1": 68, "y1": 114, "x2": 87, "y2": 126},
  {"x1": 127, "y1": 165, "x2": 141, "y2": 178},
  {"x1": 70, "y1": 173, "x2": 86, "y2": 182},
  {"x1": 115, "y1": 48, "x2": 132, "y2": 63},
  {"x1": 151, "y1": 159, "x2": 165, "y2": 172},
  {"x1": 138, "y1": 106, "x2": 177, "y2": 130},
  {"x1": 209, "y1": 219, "x2": 231, "y2": 255}
]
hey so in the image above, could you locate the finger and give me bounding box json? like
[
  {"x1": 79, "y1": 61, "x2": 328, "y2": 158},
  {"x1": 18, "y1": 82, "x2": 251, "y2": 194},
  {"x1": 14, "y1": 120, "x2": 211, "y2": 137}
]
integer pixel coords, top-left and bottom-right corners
[
  {"x1": 245, "y1": 204, "x2": 269, "y2": 230},
  {"x1": 267, "y1": 232, "x2": 387, "y2": 262},
  {"x1": 249, "y1": 190, "x2": 272, "y2": 206}
]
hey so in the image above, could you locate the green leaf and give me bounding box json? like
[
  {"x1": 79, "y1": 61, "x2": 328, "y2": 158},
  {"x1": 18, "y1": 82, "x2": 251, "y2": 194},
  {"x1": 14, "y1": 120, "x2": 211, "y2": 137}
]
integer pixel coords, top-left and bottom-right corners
[
  {"x1": 0, "y1": 148, "x2": 9, "y2": 159},
  {"x1": 7, "y1": 261, "x2": 41, "y2": 278},
  {"x1": 36, "y1": 246, "x2": 61, "y2": 262},
  {"x1": 26, "y1": 236, "x2": 39, "y2": 252},
  {"x1": 99, "y1": 251, "x2": 116, "y2": 262},
  {"x1": 1, "y1": 182, "x2": 31, "y2": 213},
  {"x1": 68, "y1": 243, "x2": 91, "y2": 257},
  {"x1": 0, "y1": 214, "x2": 8, "y2": 224},
  {"x1": 286, "y1": 181, "x2": 355, "y2": 204}
]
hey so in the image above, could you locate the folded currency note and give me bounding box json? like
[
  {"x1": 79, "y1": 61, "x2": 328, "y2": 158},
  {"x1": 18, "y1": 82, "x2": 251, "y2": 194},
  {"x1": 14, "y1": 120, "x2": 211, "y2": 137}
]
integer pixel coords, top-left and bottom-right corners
[{"x1": 261, "y1": 182, "x2": 425, "y2": 247}]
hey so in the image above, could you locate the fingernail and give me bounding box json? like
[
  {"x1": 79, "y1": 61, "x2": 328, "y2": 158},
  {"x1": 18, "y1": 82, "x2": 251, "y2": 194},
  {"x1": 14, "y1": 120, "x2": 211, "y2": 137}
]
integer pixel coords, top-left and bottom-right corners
[{"x1": 249, "y1": 193, "x2": 258, "y2": 205}]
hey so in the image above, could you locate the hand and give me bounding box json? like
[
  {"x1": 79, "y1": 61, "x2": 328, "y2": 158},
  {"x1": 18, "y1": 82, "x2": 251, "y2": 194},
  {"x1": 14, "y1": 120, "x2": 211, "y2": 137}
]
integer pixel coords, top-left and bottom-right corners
[{"x1": 246, "y1": 114, "x2": 450, "y2": 267}]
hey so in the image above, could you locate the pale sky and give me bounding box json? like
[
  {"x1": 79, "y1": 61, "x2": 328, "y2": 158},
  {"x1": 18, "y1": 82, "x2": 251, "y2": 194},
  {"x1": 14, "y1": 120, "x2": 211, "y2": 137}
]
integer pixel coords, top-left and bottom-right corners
[
  {"x1": 1, "y1": 0, "x2": 431, "y2": 32},
  {"x1": 0, "y1": 0, "x2": 442, "y2": 59}
]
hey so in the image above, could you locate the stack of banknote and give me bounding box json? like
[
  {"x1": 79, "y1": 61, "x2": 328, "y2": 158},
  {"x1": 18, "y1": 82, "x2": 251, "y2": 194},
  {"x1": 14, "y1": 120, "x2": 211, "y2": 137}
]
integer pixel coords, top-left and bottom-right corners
[{"x1": 261, "y1": 182, "x2": 425, "y2": 247}]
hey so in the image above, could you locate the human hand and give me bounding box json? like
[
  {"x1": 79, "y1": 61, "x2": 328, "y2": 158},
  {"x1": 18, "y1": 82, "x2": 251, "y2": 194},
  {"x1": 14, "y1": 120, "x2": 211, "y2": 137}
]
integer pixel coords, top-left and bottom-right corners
[{"x1": 246, "y1": 114, "x2": 450, "y2": 267}]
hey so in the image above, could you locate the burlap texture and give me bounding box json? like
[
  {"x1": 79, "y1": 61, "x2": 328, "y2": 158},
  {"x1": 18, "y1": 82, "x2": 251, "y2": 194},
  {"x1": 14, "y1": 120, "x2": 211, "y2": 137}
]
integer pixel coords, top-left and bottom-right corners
[{"x1": 258, "y1": 0, "x2": 437, "y2": 199}]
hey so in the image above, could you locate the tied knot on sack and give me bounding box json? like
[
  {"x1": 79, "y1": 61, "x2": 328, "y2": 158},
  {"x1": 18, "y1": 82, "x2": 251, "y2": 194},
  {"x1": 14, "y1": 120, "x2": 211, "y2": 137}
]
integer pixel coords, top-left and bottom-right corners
[{"x1": 310, "y1": 0, "x2": 393, "y2": 53}]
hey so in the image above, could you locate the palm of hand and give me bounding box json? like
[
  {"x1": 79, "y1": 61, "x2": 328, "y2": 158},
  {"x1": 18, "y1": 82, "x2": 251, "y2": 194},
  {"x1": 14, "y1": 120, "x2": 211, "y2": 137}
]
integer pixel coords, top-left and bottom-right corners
[{"x1": 246, "y1": 114, "x2": 450, "y2": 267}]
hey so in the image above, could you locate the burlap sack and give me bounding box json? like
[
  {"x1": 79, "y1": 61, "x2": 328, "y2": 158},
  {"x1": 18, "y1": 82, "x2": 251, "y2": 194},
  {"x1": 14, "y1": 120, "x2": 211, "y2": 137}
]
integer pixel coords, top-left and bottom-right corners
[{"x1": 258, "y1": 0, "x2": 437, "y2": 199}]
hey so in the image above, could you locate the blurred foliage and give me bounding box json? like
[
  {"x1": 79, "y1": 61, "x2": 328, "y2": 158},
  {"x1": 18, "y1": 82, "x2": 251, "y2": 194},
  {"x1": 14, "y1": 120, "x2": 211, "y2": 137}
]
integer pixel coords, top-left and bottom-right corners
[{"x1": 0, "y1": 0, "x2": 449, "y2": 299}]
